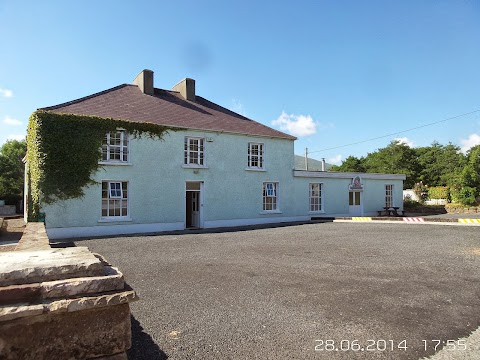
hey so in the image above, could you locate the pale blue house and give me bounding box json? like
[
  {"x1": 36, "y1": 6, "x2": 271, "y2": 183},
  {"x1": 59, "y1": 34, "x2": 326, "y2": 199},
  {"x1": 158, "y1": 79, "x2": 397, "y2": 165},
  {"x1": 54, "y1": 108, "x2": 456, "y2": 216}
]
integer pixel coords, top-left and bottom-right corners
[{"x1": 34, "y1": 70, "x2": 405, "y2": 239}]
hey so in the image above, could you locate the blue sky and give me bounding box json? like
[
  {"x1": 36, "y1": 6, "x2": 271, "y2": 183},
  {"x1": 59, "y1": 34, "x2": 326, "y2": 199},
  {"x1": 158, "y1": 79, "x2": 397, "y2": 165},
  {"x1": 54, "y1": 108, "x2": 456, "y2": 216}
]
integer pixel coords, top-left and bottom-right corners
[{"x1": 1, "y1": 0, "x2": 479, "y2": 164}]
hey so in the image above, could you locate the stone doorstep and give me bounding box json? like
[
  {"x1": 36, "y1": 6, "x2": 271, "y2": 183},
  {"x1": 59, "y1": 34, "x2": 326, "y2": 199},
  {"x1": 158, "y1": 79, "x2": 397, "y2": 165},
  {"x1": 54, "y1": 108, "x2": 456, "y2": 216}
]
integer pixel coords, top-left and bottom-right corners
[
  {"x1": 0, "y1": 247, "x2": 104, "y2": 287},
  {"x1": 0, "y1": 287, "x2": 138, "y2": 322},
  {"x1": 0, "y1": 266, "x2": 124, "y2": 305}
]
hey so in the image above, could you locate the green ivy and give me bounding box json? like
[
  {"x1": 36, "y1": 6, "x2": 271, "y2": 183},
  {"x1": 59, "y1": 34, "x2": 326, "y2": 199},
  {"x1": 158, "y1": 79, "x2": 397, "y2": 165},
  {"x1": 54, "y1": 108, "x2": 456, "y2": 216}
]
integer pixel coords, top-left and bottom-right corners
[{"x1": 26, "y1": 111, "x2": 174, "y2": 221}]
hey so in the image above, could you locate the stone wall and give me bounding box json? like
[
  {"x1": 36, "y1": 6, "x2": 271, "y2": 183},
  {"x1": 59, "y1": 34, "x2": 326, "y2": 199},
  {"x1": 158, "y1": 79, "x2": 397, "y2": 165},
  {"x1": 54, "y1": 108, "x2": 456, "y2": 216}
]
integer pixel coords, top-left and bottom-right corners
[
  {"x1": 0, "y1": 222, "x2": 138, "y2": 359},
  {"x1": 445, "y1": 205, "x2": 480, "y2": 214}
]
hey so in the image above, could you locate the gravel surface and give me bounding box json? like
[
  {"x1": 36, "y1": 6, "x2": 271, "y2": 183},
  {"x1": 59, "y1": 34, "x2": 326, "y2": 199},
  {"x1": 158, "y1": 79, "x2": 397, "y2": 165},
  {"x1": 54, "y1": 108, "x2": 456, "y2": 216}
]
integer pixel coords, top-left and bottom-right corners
[{"x1": 75, "y1": 222, "x2": 480, "y2": 360}]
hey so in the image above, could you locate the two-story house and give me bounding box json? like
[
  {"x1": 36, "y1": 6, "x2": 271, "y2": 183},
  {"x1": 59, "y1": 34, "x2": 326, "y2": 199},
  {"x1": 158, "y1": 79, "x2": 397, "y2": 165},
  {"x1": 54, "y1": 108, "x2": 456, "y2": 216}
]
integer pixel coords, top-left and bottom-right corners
[{"x1": 29, "y1": 69, "x2": 405, "y2": 239}]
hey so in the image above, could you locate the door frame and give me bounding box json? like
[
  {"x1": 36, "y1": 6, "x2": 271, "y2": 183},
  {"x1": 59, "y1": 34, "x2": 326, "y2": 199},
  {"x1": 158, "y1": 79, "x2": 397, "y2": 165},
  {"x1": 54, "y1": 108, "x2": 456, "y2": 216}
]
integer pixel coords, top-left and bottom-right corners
[
  {"x1": 185, "y1": 181, "x2": 204, "y2": 229},
  {"x1": 348, "y1": 190, "x2": 363, "y2": 216}
]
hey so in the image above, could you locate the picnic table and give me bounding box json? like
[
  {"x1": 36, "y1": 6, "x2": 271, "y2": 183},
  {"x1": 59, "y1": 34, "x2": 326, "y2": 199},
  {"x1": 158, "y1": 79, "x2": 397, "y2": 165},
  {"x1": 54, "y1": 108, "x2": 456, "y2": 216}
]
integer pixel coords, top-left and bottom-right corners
[{"x1": 377, "y1": 207, "x2": 401, "y2": 217}]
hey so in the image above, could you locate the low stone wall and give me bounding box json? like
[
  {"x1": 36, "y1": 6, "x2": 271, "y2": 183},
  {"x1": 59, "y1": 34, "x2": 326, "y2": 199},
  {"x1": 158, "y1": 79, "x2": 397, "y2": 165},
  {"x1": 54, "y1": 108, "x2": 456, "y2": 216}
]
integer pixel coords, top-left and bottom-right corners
[
  {"x1": 0, "y1": 222, "x2": 138, "y2": 359},
  {"x1": 445, "y1": 205, "x2": 480, "y2": 214},
  {"x1": 403, "y1": 205, "x2": 447, "y2": 214},
  {"x1": 15, "y1": 222, "x2": 50, "y2": 251}
]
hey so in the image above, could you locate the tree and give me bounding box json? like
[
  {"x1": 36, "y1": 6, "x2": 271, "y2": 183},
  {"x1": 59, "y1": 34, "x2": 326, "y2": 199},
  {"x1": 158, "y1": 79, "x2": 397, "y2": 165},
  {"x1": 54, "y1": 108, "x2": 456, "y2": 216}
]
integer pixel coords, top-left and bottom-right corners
[
  {"x1": 416, "y1": 142, "x2": 466, "y2": 187},
  {"x1": 363, "y1": 140, "x2": 419, "y2": 188},
  {"x1": 330, "y1": 156, "x2": 366, "y2": 172},
  {"x1": 460, "y1": 145, "x2": 480, "y2": 192},
  {"x1": 0, "y1": 139, "x2": 27, "y2": 204}
]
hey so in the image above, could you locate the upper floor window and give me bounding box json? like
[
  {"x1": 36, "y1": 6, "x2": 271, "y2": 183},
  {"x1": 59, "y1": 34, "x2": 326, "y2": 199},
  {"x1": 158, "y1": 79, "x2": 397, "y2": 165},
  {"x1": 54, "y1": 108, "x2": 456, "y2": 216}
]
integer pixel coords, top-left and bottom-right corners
[
  {"x1": 248, "y1": 143, "x2": 264, "y2": 169},
  {"x1": 184, "y1": 137, "x2": 204, "y2": 166},
  {"x1": 309, "y1": 183, "x2": 323, "y2": 212},
  {"x1": 385, "y1": 184, "x2": 393, "y2": 207},
  {"x1": 263, "y1": 182, "x2": 278, "y2": 211},
  {"x1": 102, "y1": 131, "x2": 128, "y2": 162}
]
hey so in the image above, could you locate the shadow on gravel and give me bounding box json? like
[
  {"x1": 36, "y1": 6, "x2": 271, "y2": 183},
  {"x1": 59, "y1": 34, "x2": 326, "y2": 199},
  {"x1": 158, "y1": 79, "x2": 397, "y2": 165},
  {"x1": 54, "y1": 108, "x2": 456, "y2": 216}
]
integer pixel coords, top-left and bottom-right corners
[
  {"x1": 128, "y1": 315, "x2": 168, "y2": 360},
  {"x1": 50, "y1": 241, "x2": 76, "y2": 248},
  {"x1": 68, "y1": 220, "x2": 335, "y2": 243}
]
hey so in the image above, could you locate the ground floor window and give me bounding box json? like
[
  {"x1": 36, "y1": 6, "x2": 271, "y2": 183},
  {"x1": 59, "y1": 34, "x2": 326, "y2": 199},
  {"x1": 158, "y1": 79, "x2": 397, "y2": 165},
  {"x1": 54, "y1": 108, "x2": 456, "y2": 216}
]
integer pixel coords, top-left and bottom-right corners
[
  {"x1": 309, "y1": 183, "x2": 323, "y2": 212},
  {"x1": 263, "y1": 182, "x2": 278, "y2": 211},
  {"x1": 102, "y1": 181, "x2": 128, "y2": 217},
  {"x1": 385, "y1": 184, "x2": 393, "y2": 207}
]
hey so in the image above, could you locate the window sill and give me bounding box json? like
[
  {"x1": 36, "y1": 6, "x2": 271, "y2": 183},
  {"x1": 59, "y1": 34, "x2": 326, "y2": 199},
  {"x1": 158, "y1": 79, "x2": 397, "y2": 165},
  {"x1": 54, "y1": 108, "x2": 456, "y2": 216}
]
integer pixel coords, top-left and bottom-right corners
[
  {"x1": 182, "y1": 165, "x2": 209, "y2": 169},
  {"x1": 259, "y1": 210, "x2": 282, "y2": 215},
  {"x1": 98, "y1": 217, "x2": 132, "y2": 223},
  {"x1": 99, "y1": 162, "x2": 132, "y2": 166},
  {"x1": 309, "y1": 211, "x2": 325, "y2": 214},
  {"x1": 245, "y1": 168, "x2": 266, "y2": 172}
]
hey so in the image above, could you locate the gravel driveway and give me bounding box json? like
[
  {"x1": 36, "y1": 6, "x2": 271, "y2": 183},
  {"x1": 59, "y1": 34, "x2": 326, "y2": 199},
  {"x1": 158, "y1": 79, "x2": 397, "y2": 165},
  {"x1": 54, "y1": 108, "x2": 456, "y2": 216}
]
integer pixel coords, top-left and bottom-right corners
[{"x1": 75, "y1": 222, "x2": 480, "y2": 360}]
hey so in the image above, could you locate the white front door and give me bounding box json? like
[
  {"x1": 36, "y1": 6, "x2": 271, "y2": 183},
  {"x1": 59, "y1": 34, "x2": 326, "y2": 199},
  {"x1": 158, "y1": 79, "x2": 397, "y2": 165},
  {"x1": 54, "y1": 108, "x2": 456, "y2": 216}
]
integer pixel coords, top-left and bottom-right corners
[
  {"x1": 349, "y1": 191, "x2": 362, "y2": 216},
  {"x1": 186, "y1": 181, "x2": 203, "y2": 229}
]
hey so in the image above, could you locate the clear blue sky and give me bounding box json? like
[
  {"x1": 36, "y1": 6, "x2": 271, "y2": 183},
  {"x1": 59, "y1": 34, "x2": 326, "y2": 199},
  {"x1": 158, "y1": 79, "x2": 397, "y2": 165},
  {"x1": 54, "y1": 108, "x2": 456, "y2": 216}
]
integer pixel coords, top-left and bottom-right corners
[{"x1": 1, "y1": 0, "x2": 479, "y2": 164}]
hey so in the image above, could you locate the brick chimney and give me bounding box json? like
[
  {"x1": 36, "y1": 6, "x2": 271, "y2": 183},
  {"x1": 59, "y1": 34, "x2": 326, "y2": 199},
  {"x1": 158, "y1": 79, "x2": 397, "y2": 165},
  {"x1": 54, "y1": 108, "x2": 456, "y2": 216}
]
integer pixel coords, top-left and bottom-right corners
[
  {"x1": 172, "y1": 78, "x2": 195, "y2": 101},
  {"x1": 133, "y1": 69, "x2": 154, "y2": 95}
]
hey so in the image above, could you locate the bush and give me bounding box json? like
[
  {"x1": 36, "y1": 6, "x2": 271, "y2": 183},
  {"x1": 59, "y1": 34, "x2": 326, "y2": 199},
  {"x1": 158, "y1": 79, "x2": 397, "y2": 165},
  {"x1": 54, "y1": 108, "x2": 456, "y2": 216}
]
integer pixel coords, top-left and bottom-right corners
[
  {"x1": 428, "y1": 186, "x2": 449, "y2": 200},
  {"x1": 413, "y1": 182, "x2": 428, "y2": 204},
  {"x1": 457, "y1": 187, "x2": 478, "y2": 206},
  {"x1": 403, "y1": 196, "x2": 421, "y2": 208}
]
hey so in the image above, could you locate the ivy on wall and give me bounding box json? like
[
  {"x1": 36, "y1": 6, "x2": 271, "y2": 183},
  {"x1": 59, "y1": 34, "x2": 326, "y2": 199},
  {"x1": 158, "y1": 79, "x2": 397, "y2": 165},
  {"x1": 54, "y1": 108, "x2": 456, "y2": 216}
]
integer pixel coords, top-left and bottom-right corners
[{"x1": 26, "y1": 111, "x2": 174, "y2": 221}]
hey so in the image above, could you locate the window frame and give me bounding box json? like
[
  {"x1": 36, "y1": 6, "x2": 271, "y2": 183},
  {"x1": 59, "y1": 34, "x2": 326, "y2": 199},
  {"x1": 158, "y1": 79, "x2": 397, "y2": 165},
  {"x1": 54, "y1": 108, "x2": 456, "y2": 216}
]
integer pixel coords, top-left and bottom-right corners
[
  {"x1": 385, "y1": 184, "x2": 394, "y2": 207},
  {"x1": 349, "y1": 191, "x2": 361, "y2": 206},
  {"x1": 262, "y1": 182, "x2": 279, "y2": 212},
  {"x1": 247, "y1": 142, "x2": 265, "y2": 170},
  {"x1": 184, "y1": 137, "x2": 206, "y2": 167},
  {"x1": 101, "y1": 180, "x2": 130, "y2": 220},
  {"x1": 309, "y1": 182, "x2": 324, "y2": 213},
  {"x1": 101, "y1": 131, "x2": 129, "y2": 163}
]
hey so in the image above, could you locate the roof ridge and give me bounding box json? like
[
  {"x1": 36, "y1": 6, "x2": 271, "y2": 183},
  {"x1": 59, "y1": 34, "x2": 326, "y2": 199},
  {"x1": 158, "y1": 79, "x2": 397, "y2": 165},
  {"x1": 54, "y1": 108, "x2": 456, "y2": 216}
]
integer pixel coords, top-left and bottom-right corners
[
  {"x1": 39, "y1": 84, "x2": 132, "y2": 111},
  {"x1": 41, "y1": 82, "x2": 297, "y2": 140}
]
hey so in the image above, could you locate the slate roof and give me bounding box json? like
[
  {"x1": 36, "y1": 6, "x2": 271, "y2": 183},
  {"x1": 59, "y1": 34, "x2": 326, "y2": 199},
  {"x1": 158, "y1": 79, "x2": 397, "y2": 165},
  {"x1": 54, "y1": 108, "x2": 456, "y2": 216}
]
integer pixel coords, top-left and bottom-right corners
[{"x1": 41, "y1": 84, "x2": 296, "y2": 140}]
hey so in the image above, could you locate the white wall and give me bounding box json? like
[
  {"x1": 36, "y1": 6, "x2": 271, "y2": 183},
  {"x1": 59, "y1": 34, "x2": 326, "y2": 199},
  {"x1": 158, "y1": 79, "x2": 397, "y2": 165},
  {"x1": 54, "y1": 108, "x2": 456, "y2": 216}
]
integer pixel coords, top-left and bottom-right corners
[
  {"x1": 41, "y1": 130, "x2": 406, "y2": 239},
  {"x1": 43, "y1": 130, "x2": 297, "y2": 234},
  {"x1": 292, "y1": 173, "x2": 405, "y2": 217}
]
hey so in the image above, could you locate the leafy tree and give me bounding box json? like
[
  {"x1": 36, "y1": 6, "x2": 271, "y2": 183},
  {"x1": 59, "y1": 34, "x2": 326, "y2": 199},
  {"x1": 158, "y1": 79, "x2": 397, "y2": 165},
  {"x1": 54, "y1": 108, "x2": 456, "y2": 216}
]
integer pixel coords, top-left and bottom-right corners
[
  {"x1": 330, "y1": 155, "x2": 366, "y2": 172},
  {"x1": 458, "y1": 145, "x2": 480, "y2": 200},
  {"x1": 0, "y1": 139, "x2": 27, "y2": 204},
  {"x1": 416, "y1": 142, "x2": 465, "y2": 186},
  {"x1": 363, "y1": 140, "x2": 419, "y2": 188}
]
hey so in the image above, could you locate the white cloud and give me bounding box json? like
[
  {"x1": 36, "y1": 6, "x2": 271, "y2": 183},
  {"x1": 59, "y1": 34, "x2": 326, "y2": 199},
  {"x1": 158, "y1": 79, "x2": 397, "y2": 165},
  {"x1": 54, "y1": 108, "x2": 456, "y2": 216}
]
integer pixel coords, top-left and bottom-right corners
[
  {"x1": 3, "y1": 116, "x2": 22, "y2": 126},
  {"x1": 394, "y1": 137, "x2": 414, "y2": 147},
  {"x1": 272, "y1": 111, "x2": 317, "y2": 137},
  {"x1": 0, "y1": 88, "x2": 13, "y2": 98},
  {"x1": 327, "y1": 155, "x2": 342, "y2": 165},
  {"x1": 7, "y1": 134, "x2": 25, "y2": 141},
  {"x1": 231, "y1": 99, "x2": 246, "y2": 116},
  {"x1": 460, "y1": 133, "x2": 480, "y2": 153}
]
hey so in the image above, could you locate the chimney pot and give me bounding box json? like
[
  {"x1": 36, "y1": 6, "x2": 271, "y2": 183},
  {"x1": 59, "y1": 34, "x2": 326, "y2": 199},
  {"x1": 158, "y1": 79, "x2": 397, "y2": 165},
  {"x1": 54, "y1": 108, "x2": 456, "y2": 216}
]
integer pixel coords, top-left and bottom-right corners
[
  {"x1": 321, "y1": 158, "x2": 326, "y2": 171},
  {"x1": 173, "y1": 78, "x2": 195, "y2": 101},
  {"x1": 133, "y1": 69, "x2": 154, "y2": 95}
]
